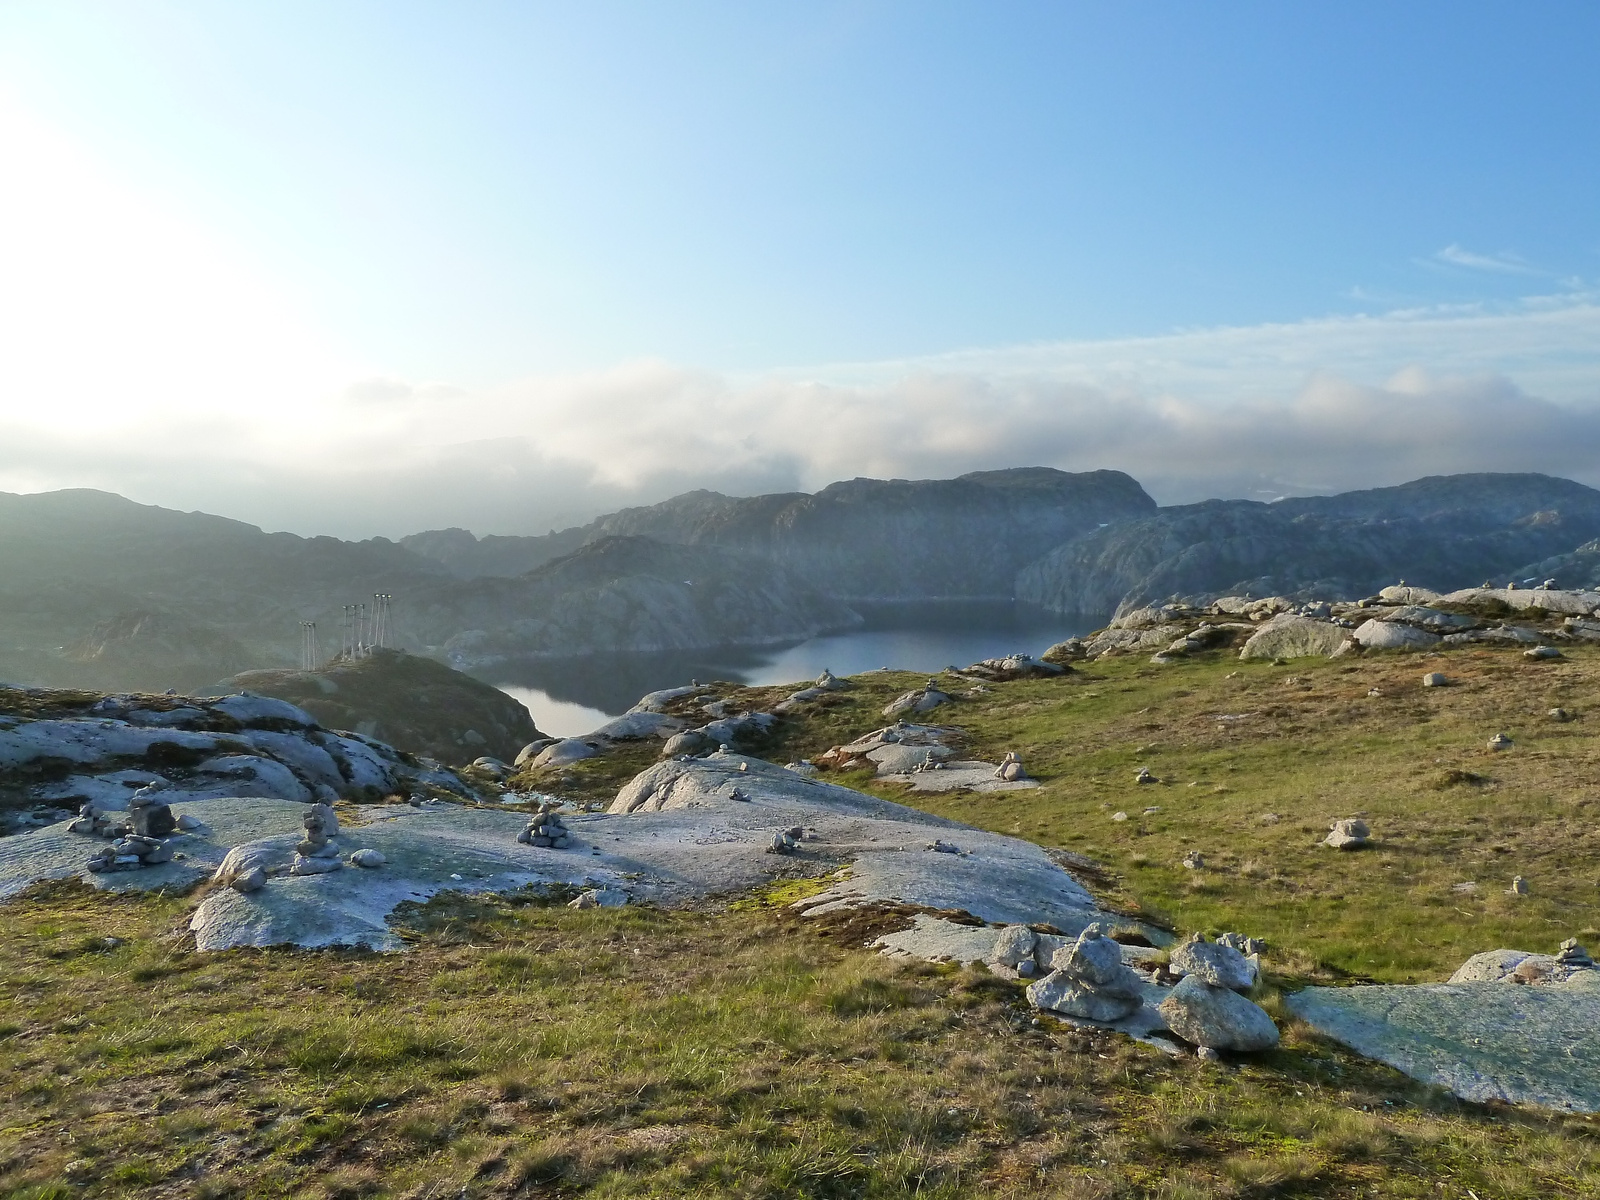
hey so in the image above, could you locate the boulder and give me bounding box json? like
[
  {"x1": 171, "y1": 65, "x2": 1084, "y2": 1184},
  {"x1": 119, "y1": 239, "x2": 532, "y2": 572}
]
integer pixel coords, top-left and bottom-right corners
[
  {"x1": 1170, "y1": 934, "x2": 1255, "y2": 991},
  {"x1": 1025, "y1": 975, "x2": 1142, "y2": 1023},
  {"x1": 1379, "y1": 585, "x2": 1441, "y2": 604},
  {"x1": 1421, "y1": 672, "x2": 1449, "y2": 688},
  {"x1": 989, "y1": 924, "x2": 1038, "y2": 969},
  {"x1": 1158, "y1": 975, "x2": 1279, "y2": 1052},
  {"x1": 1238, "y1": 615, "x2": 1348, "y2": 661},
  {"x1": 1370, "y1": 605, "x2": 1478, "y2": 632},
  {"x1": 532, "y1": 739, "x2": 599, "y2": 769},
  {"x1": 662, "y1": 730, "x2": 713, "y2": 757},
  {"x1": 349, "y1": 848, "x2": 386, "y2": 868},
  {"x1": 1351, "y1": 620, "x2": 1440, "y2": 651},
  {"x1": 883, "y1": 687, "x2": 951, "y2": 718}
]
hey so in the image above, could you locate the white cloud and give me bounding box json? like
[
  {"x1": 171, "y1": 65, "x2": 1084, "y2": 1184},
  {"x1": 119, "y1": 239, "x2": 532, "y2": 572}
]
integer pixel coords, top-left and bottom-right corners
[
  {"x1": 1431, "y1": 243, "x2": 1541, "y2": 275},
  {"x1": 4, "y1": 96, "x2": 1600, "y2": 539}
]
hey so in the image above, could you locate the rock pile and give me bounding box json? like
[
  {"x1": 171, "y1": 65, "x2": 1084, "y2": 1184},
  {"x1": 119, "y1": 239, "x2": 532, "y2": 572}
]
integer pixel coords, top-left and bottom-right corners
[
  {"x1": 127, "y1": 786, "x2": 177, "y2": 837},
  {"x1": 994, "y1": 752, "x2": 1027, "y2": 782},
  {"x1": 1026, "y1": 924, "x2": 1147, "y2": 1023},
  {"x1": 85, "y1": 833, "x2": 174, "y2": 873},
  {"x1": 1158, "y1": 934, "x2": 1279, "y2": 1054},
  {"x1": 1324, "y1": 818, "x2": 1370, "y2": 850},
  {"x1": 963, "y1": 654, "x2": 1066, "y2": 682},
  {"x1": 67, "y1": 801, "x2": 120, "y2": 838},
  {"x1": 289, "y1": 802, "x2": 343, "y2": 876},
  {"x1": 768, "y1": 826, "x2": 804, "y2": 854},
  {"x1": 516, "y1": 801, "x2": 572, "y2": 848}
]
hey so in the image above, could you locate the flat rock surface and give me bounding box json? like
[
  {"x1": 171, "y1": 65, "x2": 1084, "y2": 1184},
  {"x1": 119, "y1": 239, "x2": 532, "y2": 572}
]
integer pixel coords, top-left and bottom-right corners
[
  {"x1": 883, "y1": 761, "x2": 1040, "y2": 793},
  {"x1": 1287, "y1": 979, "x2": 1600, "y2": 1112}
]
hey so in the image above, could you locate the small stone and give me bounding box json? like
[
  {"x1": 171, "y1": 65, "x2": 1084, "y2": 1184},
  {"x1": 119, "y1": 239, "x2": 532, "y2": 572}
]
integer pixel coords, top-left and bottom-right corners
[
  {"x1": 1015, "y1": 959, "x2": 1037, "y2": 979},
  {"x1": 288, "y1": 855, "x2": 343, "y2": 876},
  {"x1": 175, "y1": 813, "x2": 203, "y2": 831},
  {"x1": 1111, "y1": 811, "x2": 1128, "y2": 822},
  {"x1": 1421, "y1": 673, "x2": 1448, "y2": 688},
  {"x1": 232, "y1": 866, "x2": 267, "y2": 893},
  {"x1": 1525, "y1": 646, "x2": 1564, "y2": 660},
  {"x1": 1196, "y1": 1045, "x2": 1222, "y2": 1062},
  {"x1": 1324, "y1": 818, "x2": 1370, "y2": 850},
  {"x1": 349, "y1": 848, "x2": 386, "y2": 868},
  {"x1": 1488, "y1": 733, "x2": 1514, "y2": 751}
]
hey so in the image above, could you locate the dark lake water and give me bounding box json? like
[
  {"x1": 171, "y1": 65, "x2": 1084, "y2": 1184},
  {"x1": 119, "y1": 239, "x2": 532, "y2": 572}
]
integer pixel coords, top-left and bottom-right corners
[{"x1": 474, "y1": 601, "x2": 1104, "y2": 738}]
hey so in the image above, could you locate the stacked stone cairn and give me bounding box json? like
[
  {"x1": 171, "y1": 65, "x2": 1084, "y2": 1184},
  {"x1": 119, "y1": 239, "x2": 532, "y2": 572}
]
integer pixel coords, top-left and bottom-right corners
[
  {"x1": 1025, "y1": 924, "x2": 1147, "y2": 1023},
  {"x1": 1323, "y1": 818, "x2": 1370, "y2": 850},
  {"x1": 288, "y1": 802, "x2": 344, "y2": 876},
  {"x1": 1158, "y1": 933, "x2": 1279, "y2": 1056},
  {"x1": 74, "y1": 784, "x2": 181, "y2": 873},
  {"x1": 517, "y1": 801, "x2": 571, "y2": 849}
]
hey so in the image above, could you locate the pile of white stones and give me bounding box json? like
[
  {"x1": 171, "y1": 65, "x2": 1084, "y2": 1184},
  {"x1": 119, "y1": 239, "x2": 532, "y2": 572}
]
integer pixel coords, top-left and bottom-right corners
[{"x1": 1025, "y1": 924, "x2": 1148, "y2": 1022}]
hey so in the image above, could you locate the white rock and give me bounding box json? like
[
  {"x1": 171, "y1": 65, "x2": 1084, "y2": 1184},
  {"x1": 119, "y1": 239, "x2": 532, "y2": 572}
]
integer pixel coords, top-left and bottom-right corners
[{"x1": 349, "y1": 848, "x2": 386, "y2": 868}]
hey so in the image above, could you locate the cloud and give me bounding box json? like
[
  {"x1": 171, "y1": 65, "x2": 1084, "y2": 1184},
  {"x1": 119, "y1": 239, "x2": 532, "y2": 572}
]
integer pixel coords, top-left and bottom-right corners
[{"x1": 1431, "y1": 244, "x2": 1541, "y2": 275}]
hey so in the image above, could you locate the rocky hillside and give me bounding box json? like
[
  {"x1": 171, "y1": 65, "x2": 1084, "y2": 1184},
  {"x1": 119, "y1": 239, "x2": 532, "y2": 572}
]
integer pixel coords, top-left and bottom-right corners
[
  {"x1": 202, "y1": 648, "x2": 545, "y2": 765},
  {"x1": 1017, "y1": 473, "x2": 1600, "y2": 614},
  {"x1": 408, "y1": 535, "x2": 863, "y2": 666},
  {"x1": 403, "y1": 467, "x2": 1159, "y2": 599}
]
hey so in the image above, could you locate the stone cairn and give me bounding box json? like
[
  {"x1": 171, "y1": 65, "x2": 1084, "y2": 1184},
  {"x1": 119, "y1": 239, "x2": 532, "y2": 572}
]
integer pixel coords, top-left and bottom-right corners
[
  {"x1": 289, "y1": 803, "x2": 343, "y2": 876},
  {"x1": 1158, "y1": 933, "x2": 1279, "y2": 1056},
  {"x1": 517, "y1": 801, "x2": 571, "y2": 849},
  {"x1": 768, "y1": 826, "x2": 804, "y2": 854},
  {"x1": 72, "y1": 784, "x2": 180, "y2": 873},
  {"x1": 994, "y1": 751, "x2": 1027, "y2": 782},
  {"x1": 1323, "y1": 818, "x2": 1370, "y2": 850},
  {"x1": 1025, "y1": 924, "x2": 1146, "y2": 1023}
]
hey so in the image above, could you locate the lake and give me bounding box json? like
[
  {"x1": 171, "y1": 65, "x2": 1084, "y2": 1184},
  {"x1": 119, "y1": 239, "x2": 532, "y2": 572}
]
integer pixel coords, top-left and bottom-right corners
[{"x1": 475, "y1": 601, "x2": 1104, "y2": 738}]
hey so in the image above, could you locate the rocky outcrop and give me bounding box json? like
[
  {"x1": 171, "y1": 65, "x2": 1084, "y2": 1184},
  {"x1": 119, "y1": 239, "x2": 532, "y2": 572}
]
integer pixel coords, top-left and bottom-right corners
[
  {"x1": 1238, "y1": 615, "x2": 1349, "y2": 660},
  {"x1": 204, "y1": 648, "x2": 543, "y2": 766},
  {"x1": 0, "y1": 684, "x2": 469, "y2": 818},
  {"x1": 1016, "y1": 473, "x2": 1600, "y2": 615}
]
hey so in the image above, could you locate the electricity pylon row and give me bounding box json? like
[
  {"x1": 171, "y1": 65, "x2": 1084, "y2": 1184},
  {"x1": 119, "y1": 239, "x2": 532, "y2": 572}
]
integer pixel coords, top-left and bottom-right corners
[{"x1": 299, "y1": 594, "x2": 394, "y2": 670}]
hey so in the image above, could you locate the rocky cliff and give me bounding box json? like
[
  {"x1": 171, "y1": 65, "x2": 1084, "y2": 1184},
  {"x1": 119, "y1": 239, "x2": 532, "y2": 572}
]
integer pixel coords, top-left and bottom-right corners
[
  {"x1": 402, "y1": 467, "x2": 1159, "y2": 599},
  {"x1": 1016, "y1": 474, "x2": 1600, "y2": 614}
]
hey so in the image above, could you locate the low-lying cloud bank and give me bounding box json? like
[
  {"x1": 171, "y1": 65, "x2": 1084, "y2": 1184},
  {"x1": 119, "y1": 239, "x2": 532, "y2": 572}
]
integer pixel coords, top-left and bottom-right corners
[{"x1": 5, "y1": 301, "x2": 1600, "y2": 539}]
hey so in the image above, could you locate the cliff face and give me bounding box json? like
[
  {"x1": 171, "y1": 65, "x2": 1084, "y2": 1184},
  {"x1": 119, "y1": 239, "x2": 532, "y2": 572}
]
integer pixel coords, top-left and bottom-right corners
[
  {"x1": 408, "y1": 536, "x2": 864, "y2": 664},
  {"x1": 403, "y1": 468, "x2": 1159, "y2": 599},
  {"x1": 1016, "y1": 474, "x2": 1600, "y2": 614}
]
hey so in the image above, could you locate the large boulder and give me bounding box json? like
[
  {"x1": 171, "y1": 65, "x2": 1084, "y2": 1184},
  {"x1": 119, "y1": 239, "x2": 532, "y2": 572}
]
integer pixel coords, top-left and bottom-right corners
[
  {"x1": 1170, "y1": 934, "x2": 1255, "y2": 992},
  {"x1": 1238, "y1": 614, "x2": 1348, "y2": 660},
  {"x1": 1158, "y1": 975, "x2": 1279, "y2": 1052},
  {"x1": 1351, "y1": 619, "x2": 1441, "y2": 651}
]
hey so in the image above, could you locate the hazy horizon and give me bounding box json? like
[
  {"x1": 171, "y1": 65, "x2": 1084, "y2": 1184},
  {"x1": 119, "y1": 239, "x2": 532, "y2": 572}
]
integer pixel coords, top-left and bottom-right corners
[{"x1": 2, "y1": 3, "x2": 1598, "y2": 539}]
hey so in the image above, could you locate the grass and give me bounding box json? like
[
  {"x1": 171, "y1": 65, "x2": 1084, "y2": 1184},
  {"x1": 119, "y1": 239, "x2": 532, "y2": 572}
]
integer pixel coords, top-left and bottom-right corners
[
  {"x1": 2, "y1": 880, "x2": 1598, "y2": 1198},
  {"x1": 747, "y1": 645, "x2": 1600, "y2": 984},
  {"x1": 6, "y1": 642, "x2": 1600, "y2": 1194}
]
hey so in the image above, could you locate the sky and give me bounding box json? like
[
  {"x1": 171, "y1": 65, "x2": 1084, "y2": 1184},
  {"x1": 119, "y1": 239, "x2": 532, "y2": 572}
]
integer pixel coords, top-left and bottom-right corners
[{"x1": 0, "y1": 1, "x2": 1597, "y2": 538}]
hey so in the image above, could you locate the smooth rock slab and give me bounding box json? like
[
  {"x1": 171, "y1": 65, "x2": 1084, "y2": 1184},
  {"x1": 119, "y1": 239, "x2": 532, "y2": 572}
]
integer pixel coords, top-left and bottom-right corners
[{"x1": 1287, "y1": 980, "x2": 1600, "y2": 1112}]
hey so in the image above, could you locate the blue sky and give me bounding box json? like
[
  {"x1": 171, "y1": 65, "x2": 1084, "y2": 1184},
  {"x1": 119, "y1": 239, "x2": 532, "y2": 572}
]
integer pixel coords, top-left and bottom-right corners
[{"x1": 1, "y1": 2, "x2": 1597, "y2": 534}]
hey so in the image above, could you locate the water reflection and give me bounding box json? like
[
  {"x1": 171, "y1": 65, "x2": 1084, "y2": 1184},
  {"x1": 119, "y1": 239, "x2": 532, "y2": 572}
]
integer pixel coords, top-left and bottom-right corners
[{"x1": 473, "y1": 601, "x2": 1102, "y2": 738}]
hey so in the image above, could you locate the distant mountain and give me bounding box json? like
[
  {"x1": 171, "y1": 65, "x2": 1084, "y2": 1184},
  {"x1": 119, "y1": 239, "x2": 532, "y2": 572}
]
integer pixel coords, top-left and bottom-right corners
[
  {"x1": 401, "y1": 467, "x2": 1158, "y2": 599},
  {"x1": 0, "y1": 490, "x2": 861, "y2": 689},
  {"x1": 404, "y1": 535, "x2": 863, "y2": 665},
  {"x1": 1015, "y1": 473, "x2": 1600, "y2": 614}
]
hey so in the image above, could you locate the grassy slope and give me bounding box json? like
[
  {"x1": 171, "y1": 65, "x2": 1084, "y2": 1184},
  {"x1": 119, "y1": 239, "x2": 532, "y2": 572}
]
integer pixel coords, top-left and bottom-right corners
[{"x1": 4, "y1": 644, "x2": 1600, "y2": 1196}]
